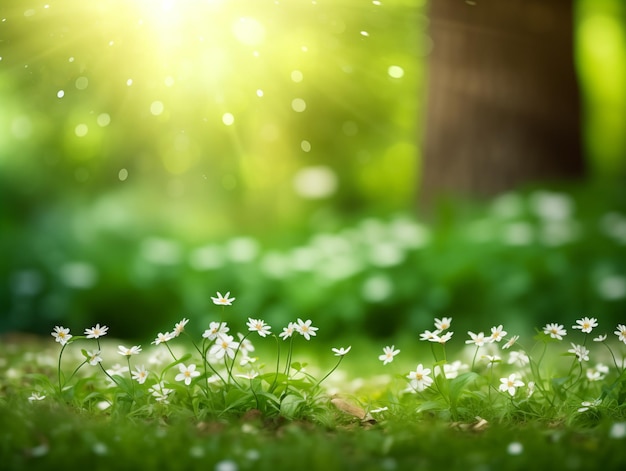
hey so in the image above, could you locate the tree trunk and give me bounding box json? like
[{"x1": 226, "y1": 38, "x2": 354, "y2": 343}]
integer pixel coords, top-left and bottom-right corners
[{"x1": 420, "y1": 0, "x2": 585, "y2": 208}]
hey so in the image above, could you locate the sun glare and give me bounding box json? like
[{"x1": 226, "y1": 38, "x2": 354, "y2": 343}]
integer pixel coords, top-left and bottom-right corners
[{"x1": 1, "y1": 0, "x2": 420, "y2": 217}]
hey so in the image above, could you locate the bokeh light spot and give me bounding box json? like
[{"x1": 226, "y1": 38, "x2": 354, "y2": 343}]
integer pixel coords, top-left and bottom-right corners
[
  {"x1": 222, "y1": 113, "x2": 235, "y2": 126},
  {"x1": 291, "y1": 70, "x2": 304, "y2": 83},
  {"x1": 11, "y1": 116, "x2": 33, "y2": 140},
  {"x1": 75, "y1": 76, "x2": 89, "y2": 90},
  {"x1": 74, "y1": 123, "x2": 88, "y2": 137},
  {"x1": 150, "y1": 101, "x2": 164, "y2": 116},
  {"x1": 97, "y1": 113, "x2": 111, "y2": 127},
  {"x1": 291, "y1": 98, "x2": 306, "y2": 112},
  {"x1": 388, "y1": 65, "x2": 404, "y2": 78},
  {"x1": 293, "y1": 166, "x2": 338, "y2": 199}
]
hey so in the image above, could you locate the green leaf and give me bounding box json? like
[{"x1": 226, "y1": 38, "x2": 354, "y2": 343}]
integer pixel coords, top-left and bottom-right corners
[
  {"x1": 222, "y1": 388, "x2": 254, "y2": 413},
  {"x1": 448, "y1": 372, "x2": 480, "y2": 404},
  {"x1": 280, "y1": 394, "x2": 305, "y2": 419},
  {"x1": 290, "y1": 362, "x2": 308, "y2": 372},
  {"x1": 160, "y1": 353, "x2": 193, "y2": 375},
  {"x1": 551, "y1": 376, "x2": 569, "y2": 400},
  {"x1": 416, "y1": 400, "x2": 445, "y2": 413},
  {"x1": 260, "y1": 372, "x2": 289, "y2": 385}
]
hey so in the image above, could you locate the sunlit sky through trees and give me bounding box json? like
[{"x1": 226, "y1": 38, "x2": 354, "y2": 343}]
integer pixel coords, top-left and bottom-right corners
[{"x1": 0, "y1": 0, "x2": 424, "y2": 239}]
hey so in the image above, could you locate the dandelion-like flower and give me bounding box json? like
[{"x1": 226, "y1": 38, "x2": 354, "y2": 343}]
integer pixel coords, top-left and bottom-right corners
[
  {"x1": 466, "y1": 331, "x2": 487, "y2": 347},
  {"x1": 28, "y1": 392, "x2": 46, "y2": 402},
  {"x1": 172, "y1": 318, "x2": 189, "y2": 337},
  {"x1": 236, "y1": 371, "x2": 259, "y2": 380},
  {"x1": 86, "y1": 350, "x2": 102, "y2": 366},
  {"x1": 614, "y1": 324, "x2": 626, "y2": 344},
  {"x1": 499, "y1": 374, "x2": 524, "y2": 396},
  {"x1": 202, "y1": 321, "x2": 229, "y2": 341},
  {"x1": 435, "y1": 360, "x2": 467, "y2": 379},
  {"x1": 239, "y1": 355, "x2": 257, "y2": 366},
  {"x1": 482, "y1": 354, "x2": 501, "y2": 367},
  {"x1": 432, "y1": 331, "x2": 454, "y2": 344},
  {"x1": 586, "y1": 363, "x2": 609, "y2": 382},
  {"x1": 209, "y1": 334, "x2": 238, "y2": 360},
  {"x1": 106, "y1": 364, "x2": 129, "y2": 377},
  {"x1": 572, "y1": 317, "x2": 598, "y2": 334},
  {"x1": 152, "y1": 332, "x2": 174, "y2": 345},
  {"x1": 502, "y1": 334, "x2": 519, "y2": 350},
  {"x1": 279, "y1": 322, "x2": 296, "y2": 340},
  {"x1": 420, "y1": 329, "x2": 441, "y2": 341},
  {"x1": 543, "y1": 323, "x2": 566, "y2": 340},
  {"x1": 379, "y1": 345, "x2": 400, "y2": 365},
  {"x1": 235, "y1": 334, "x2": 256, "y2": 366},
  {"x1": 131, "y1": 365, "x2": 149, "y2": 384},
  {"x1": 118, "y1": 345, "x2": 142, "y2": 356},
  {"x1": 51, "y1": 326, "x2": 72, "y2": 345},
  {"x1": 175, "y1": 363, "x2": 201, "y2": 386},
  {"x1": 406, "y1": 364, "x2": 433, "y2": 392},
  {"x1": 237, "y1": 333, "x2": 255, "y2": 355},
  {"x1": 507, "y1": 350, "x2": 529, "y2": 367},
  {"x1": 211, "y1": 291, "x2": 235, "y2": 306},
  {"x1": 294, "y1": 318, "x2": 318, "y2": 340},
  {"x1": 448, "y1": 360, "x2": 468, "y2": 379},
  {"x1": 489, "y1": 325, "x2": 507, "y2": 342},
  {"x1": 85, "y1": 323, "x2": 109, "y2": 339},
  {"x1": 568, "y1": 343, "x2": 590, "y2": 362},
  {"x1": 434, "y1": 317, "x2": 452, "y2": 331},
  {"x1": 578, "y1": 399, "x2": 601, "y2": 413},
  {"x1": 148, "y1": 381, "x2": 173, "y2": 404},
  {"x1": 247, "y1": 318, "x2": 272, "y2": 337},
  {"x1": 332, "y1": 346, "x2": 352, "y2": 356}
]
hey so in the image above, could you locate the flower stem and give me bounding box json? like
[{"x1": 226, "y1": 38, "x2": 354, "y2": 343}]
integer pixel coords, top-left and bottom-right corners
[
  {"x1": 164, "y1": 343, "x2": 177, "y2": 362},
  {"x1": 126, "y1": 356, "x2": 135, "y2": 400},
  {"x1": 98, "y1": 362, "x2": 121, "y2": 388},
  {"x1": 57, "y1": 343, "x2": 68, "y2": 395},
  {"x1": 269, "y1": 334, "x2": 281, "y2": 393},
  {"x1": 470, "y1": 346, "x2": 479, "y2": 371},
  {"x1": 313, "y1": 356, "x2": 344, "y2": 390}
]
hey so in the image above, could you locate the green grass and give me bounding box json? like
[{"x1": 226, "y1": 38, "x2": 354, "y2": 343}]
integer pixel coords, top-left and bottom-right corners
[
  {"x1": 3, "y1": 312, "x2": 626, "y2": 470},
  {"x1": 2, "y1": 392, "x2": 626, "y2": 471}
]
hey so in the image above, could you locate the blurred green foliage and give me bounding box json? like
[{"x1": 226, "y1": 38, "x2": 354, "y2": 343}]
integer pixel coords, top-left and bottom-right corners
[
  {"x1": 1, "y1": 0, "x2": 625, "y2": 340},
  {"x1": 576, "y1": 0, "x2": 626, "y2": 177},
  {"x1": 3, "y1": 182, "x2": 626, "y2": 342}
]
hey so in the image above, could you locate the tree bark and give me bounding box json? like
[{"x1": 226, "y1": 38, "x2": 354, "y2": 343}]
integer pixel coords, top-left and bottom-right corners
[{"x1": 420, "y1": 0, "x2": 585, "y2": 208}]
